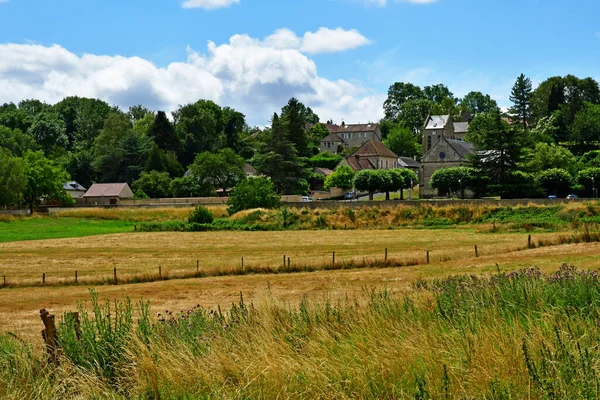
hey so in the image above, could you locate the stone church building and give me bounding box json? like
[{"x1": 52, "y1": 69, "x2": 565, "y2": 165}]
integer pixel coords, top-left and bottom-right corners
[{"x1": 419, "y1": 114, "x2": 475, "y2": 198}]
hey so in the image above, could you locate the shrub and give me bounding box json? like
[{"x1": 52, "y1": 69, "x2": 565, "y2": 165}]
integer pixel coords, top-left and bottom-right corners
[
  {"x1": 536, "y1": 168, "x2": 573, "y2": 197},
  {"x1": 324, "y1": 165, "x2": 354, "y2": 190},
  {"x1": 227, "y1": 177, "x2": 280, "y2": 215},
  {"x1": 188, "y1": 206, "x2": 214, "y2": 224},
  {"x1": 132, "y1": 170, "x2": 172, "y2": 198},
  {"x1": 133, "y1": 189, "x2": 150, "y2": 200}
]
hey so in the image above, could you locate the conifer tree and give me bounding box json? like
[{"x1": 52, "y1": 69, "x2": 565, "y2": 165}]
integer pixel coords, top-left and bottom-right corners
[{"x1": 509, "y1": 73, "x2": 533, "y2": 131}]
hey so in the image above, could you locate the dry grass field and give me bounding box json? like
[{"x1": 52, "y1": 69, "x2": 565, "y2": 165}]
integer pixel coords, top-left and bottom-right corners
[{"x1": 1, "y1": 228, "x2": 599, "y2": 342}]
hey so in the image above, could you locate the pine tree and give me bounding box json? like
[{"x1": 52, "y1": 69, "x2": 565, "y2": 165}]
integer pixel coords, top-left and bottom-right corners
[
  {"x1": 281, "y1": 98, "x2": 311, "y2": 157},
  {"x1": 509, "y1": 73, "x2": 533, "y2": 131},
  {"x1": 257, "y1": 114, "x2": 309, "y2": 194},
  {"x1": 149, "y1": 111, "x2": 180, "y2": 154}
]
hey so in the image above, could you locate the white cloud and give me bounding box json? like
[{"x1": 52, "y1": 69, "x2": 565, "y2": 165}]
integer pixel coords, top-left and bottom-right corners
[
  {"x1": 263, "y1": 27, "x2": 371, "y2": 54},
  {"x1": 181, "y1": 0, "x2": 239, "y2": 10},
  {"x1": 0, "y1": 30, "x2": 383, "y2": 126}
]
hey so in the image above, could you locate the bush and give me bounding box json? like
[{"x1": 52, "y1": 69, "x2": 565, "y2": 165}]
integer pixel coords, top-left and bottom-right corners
[
  {"x1": 227, "y1": 177, "x2": 280, "y2": 215},
  {"x1": 324, "y1": 165, "x2": 354, "y2": 190},
  {"x1": 536, "y1": 168, "x2": 573, "y2": 197},
  {"x1": 133, "y1": 189, "x2": 150, "y2": 200},
  {"x1": 188, "y1": 206, "x2": 214, "y2": 224}
]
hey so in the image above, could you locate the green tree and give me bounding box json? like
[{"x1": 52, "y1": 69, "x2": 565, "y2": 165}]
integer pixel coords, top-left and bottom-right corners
[
  {"x1": 460, "y1": 91, "x2": 499, "y2": 115},
  {"x1": 423, "y1": 84, "x2": 455, "y2": 105},
  {"x1": 281, "y1": 98, "x2": 311, "y2": 157},
  {"x1": 0, "y1": 148, "x2": 25, "y2": 207},
  {"x1": 170, "y1": 175, "x2": 214, "y2": 198},
  {"x1": 128, "y1": 105, "x2": 152, "y2": 123},
  {"x1": 308, "y1": 152, "x2": 343, "y2": 170},
  {"x1": 398, "y1": 99, "x2": 435, "y2": 134},
  {"x1": 392, "y1": 168, "x2": 419, "y2": 200},
  {"x1": 19, "y1": 99, "x2": 51, "y2": 117},
  {"x1": 190, "y1": 148, "x2": 246, "y2": 192},
  {"x1": 0, "y1": 105, "x2": 32, "y2": 133},
  {"x1": 257, "y1": 114, "x2": 309, "y2": 194},
  {"x1": 509, "y1": 73, "x2": 533, "y2": 131},
  {"x1": 145, "y1": 144, "x2": 184, "y2": 178},
  {"x1": 132, "y1": 113, "x2": 155, "y2": 137},
  {"x1": 324, "y1": 165, "x2": 355, "y2": 190},
  {"x1": 63, "y1": 149, "x2": 95, "y2": 188},
  {"x1": 526, "y1": 143, "x2": 578, "y2": 175},
  {"x1": 466, "y1": 111, "x2": 527, "y2": 196},
  {"x1": 383, "y1": 82, "x2": 424, "y2": 121},
  {"x1": 54, "y1": 97, "x2": 115, "y2": 148},
  {"x1": 354, "y1": 169, "x2": 389, "y2": 201},
  {"x1": 133, "y1": 189, "x2": 150, "y2": 200},
  {"x1": 529, "y1": 115, "x2": 559, "y2": 144},
  {"x1": 227, "y1": 177, "x2": 280, "y2": 215},
  {"x1": 570, "y1": 102, "x2": 600, "y2": 150},
  {"x1": 577, "y1": 168, "x2": 600, "y2": 197},
  {"x1": 308, "y1": 123, "x2": 331, "y2": 148},
  {"x1": 430, "y1": 166, "x2": 476, "y2": 198},
  {"x1": 149, "y1": 111, "x2": 180, "y2": 154},
  {"x1": 132, "y1": 170, "x2": 172, "y2": 198},
  {"x1": 536, "y1": 168, "x2": 573, "y2": 197},
  {"x1": 383, "y1": 125, "x2": 420, "y2": 158},
  {"x1": 27, "y1": 112, "x2": 68, "y2": 155},
  {"x1": 21, "y1": 150, "x2": 71, "y2": 212},
  {"x1": 0, "y1": 126, "x2": 38, "y2": 157},
  {"x1": 175, "y1": 100, "x2": 224, "y2": 167},
  {"x1": 222, "y1": 107, "x2": 246, "y2": 151}
]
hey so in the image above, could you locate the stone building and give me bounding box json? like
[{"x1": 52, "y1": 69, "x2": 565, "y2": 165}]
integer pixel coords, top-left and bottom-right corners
[
  {"x1": 337, "y1": 140, "x2": 399, "y2": 172},
  {"x1": 317, "y1": 122, "x2": 382, "y2": 154}
]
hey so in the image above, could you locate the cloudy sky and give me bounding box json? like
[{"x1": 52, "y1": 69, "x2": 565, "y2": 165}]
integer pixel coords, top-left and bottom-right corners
[{"x1": 0, "y1": 0, "x2": 599, "y2": 125}]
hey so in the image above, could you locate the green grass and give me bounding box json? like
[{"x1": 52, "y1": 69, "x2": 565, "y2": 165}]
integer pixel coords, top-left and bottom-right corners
[{"x1": 0, "y1": 217, "x2": 133, "y2": 242}]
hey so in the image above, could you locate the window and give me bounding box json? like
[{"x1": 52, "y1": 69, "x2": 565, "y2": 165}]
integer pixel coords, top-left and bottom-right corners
[
  {"x1": 385, "y1": 160, "x2": 389, "y2": 168},
  {"x1": 427, "y1": 136, "x2": 432, "y2": 150}
]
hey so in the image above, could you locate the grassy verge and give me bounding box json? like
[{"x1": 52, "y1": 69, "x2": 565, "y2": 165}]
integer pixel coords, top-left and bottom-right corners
[
  {"x1": 0, "y1": 217, "x2": 133, "y2": 243},
  {"x1": 2, "y1": 265, "x2": 600, "y2": 398}
]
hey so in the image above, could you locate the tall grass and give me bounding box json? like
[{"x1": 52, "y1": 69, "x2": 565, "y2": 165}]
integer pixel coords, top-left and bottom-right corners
[{"x1": 3, "y1": 265, "x2": 600, "y2": 398}]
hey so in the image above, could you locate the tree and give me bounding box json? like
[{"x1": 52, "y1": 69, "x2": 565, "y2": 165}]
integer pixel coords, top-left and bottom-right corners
[
  {"x1": 63, "y1": 149, "x2": 95, "y2": 188},
  {"x1": 536, "y1": 168, "x2": 573, "y2": 197},
  {"x1": 529, "y1": 115, "x2": 559, "y2": 144},
  {"x1": 0, "y1": 106, "x2": 32, "y2": 133},
  {"x1": 466, "y1": 111, "x2": 528, "y2": 196},
  {"x1": 132, "y1": 171, "x2": 172, "y2": 198},
  {"x1": 176, "y1": 100, "x2": 225, "y2": 167},
  {"x1": 170, "y1": 175, "x2": 214, "y2": 198},
  {"x1": 281, "y1": 98, "x2": 311, "y2": 157},
  {"x1": 21, "y1": 150, "x2": 71, "y2": 212},
  {"x1": 132, "y1": 113, "x2": 156, "y2": 137},
  {"x1": 54, "y1": 97, "x2": 115, "y2": 148},
  {"x1": 128, "y1": 105, "x2": 152, "y2": 123},
  {"x1": 354, "y1": 169, "x2": 389, "y2": 201},
  {"x1": 222, "y1": 107, "x2": 246, "y2": 151},
  {"x1": 423, "y1": 84, "x2": 455, "y2": 105},
  {"x1": 308, "y1": 152, "x2": 343, "y2": 170},
  {"x1": 0, "y1": 126, "x2": 38, "y2": 157},
  {"x1": 257, "y1": 113, "x2": 309, "y2": 194},
  {"x1": 308, "y1": 123, "x2": 331, "y2": 148},
  {"x1": 398, "y1": 99, "x2": 436, "y2": 134},
  {"x1": 189, "y1": 148, "x2": 246, "y2": 192},
  {"x1": 0, "y1": 148, "x2": 25, "y2": 207},
  {"x1": 392, "y1": 168, "x2": 418, "y2": 200},
  {"x1": 227, "y1": 177, "x2": 280, "y2": 215},
  {"x1": 577, "y1": 168, "x2": 600, "y2": 197},
  {"x1": 145, "y1": 144, "x2": 184, "y2": 178},
  {"x1": 383, "y1": 82, "x2": 424, "y2": 121},
  {"x1": 526, "y1": 143, "x2": 578, "y2": 175},
  {"x1": 430, "y1": 167, "x2": 476, "y2": 198},
  {"x1": 509, "y1": 73, "x2": 533, "y2": 131},
  {"x1": 378, "y1": 170, "x2": 399, "y2": 201},
  {"x1": 383, "y1": 125, "x2": 420, "y2": 158},
  {"x1": 27, "y1": 112, "x2": 68, "y2": 155},
  {"x1": 570, "y1": 102, "x2": 600, "y2": 150},
  {"x1": 149, "y1": 111, "x2": 180, "y2": 154},
  {"x1": 460, "y1": 91, "x2": 499, "y2": 115},
  {"x1": 324, "y1": 166, "x2": 355, "y2": 190}
]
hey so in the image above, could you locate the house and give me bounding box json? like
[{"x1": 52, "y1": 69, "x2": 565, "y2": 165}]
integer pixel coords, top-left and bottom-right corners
[
  {"x1": 316, "y1": 122, "x2": 382, "y2": 154},
  {"x1": 83, "y1": 183, "x2": 134, "y2": 205},
  {"x1": 63, "y1": 181, "x2": 87, "y2": 199},
  {"x1": 244, "y1": 163, "x2": 259, "y2": 178},
  {"x1": 420, "y1": 135, "x2": 475, "y2": 198},
  {"x1": 397, "y1": 157, "x2": 421, "y2": 173},
  {"x1": 422, "y1": 114, "x2": 469, "y2": 154},
  {"x1": 337, "y1": 140, "x2": 399, "y2": 172}
]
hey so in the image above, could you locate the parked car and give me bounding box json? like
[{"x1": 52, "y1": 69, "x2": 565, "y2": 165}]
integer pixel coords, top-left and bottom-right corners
[
  {"x1": 548, "y1": 195, "x2": 557, "y2": 199},
  {"x1": 566, "y1": 194, "x2": 578, "y2": 200},
  {"x1": 301, "y1": 196, "x2": 313, "y2": 202},
  {"x1": 344, "y1": 191, "x2": 357, "y2": 200}
]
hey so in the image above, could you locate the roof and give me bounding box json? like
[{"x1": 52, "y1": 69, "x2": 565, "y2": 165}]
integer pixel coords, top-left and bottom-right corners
[
  {"x1": 398, "y1": 157, "x2": 421, "y2": 169},
  {"x1": 344, "y1": 156, "x2": 376, "y2": 172},
  {"x1": 244, "y1": 163, "x2": 258, "y2": 175},
  {"x1": 314, "y1": 167, "x2": 333, "y2": 176},
  {"x1": 352, "y1": 140, "x2": 398, "y2": 159},
  {"x1": 425, "y1": 115, "x2": 450, "y2": 130},
  {"x1": 63, "y1": 181, "x2": 87, "y2": 191},
  {"x1": 447, "y1": 139, "x2": 475, "y2": 158},
  {"x1": 309, "y1": 123, "x2": 380, "y2": 134},
  {"x1": 453, "y1": 122, "x2": 469, "y2": 134},
  {"x1": 83, "y1": 183, "x2": 131, "y2": 198},
  {"x1": 321, "y1": 133, "x2": 344, "y2": 143}
]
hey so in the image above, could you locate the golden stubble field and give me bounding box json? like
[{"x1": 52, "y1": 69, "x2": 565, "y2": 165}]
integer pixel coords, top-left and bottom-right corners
[{"x1": 1, "y1": 228, "x2": 599, "y2": 342}]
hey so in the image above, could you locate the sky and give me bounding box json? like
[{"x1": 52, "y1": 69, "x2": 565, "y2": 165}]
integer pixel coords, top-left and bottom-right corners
[{"x1": 0, "y1": 0, "x2": 599, "y2": 126}]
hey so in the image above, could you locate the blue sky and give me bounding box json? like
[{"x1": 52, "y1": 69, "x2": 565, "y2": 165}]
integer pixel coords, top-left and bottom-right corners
[{"x1": 0, "y1": 0, "x2": 599, "y2": 125}]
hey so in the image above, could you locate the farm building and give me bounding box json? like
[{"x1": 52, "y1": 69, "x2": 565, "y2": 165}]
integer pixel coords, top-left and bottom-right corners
[
  {"x1": 83, "y1": 183, "x2": 134, "y2": 205},
  {"x1": 63, "y1": 181, "x2": 87, "y2": 199}
]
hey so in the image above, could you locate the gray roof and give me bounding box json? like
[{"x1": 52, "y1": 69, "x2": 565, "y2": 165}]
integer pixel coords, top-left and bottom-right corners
[
  {"x1": 453, "y1": 122, "x2": 469, "y2": 134},
  {"x1": 425, "y1": 115, "x2": 450, "y2": 130},
  {"x1": 398, "y1": 157, "x2": 421, "y2": 169},
  {"x1": 447, "y1": 139, "x2": 475, "y2": 158},
  {"x1": 84, "y1": 183, "x2": 131, "y2": 198},
  {"x1": 63, "y1": 181, "x2": 87, "y2": 191},
  {"x1": 321, "y1": 133, "x2": 344, "y2": 143}
]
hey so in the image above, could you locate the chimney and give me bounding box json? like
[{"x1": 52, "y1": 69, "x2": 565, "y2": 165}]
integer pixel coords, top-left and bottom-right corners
[{"x1": 341, "y1": 121, "x2": 345, "y2": 126}]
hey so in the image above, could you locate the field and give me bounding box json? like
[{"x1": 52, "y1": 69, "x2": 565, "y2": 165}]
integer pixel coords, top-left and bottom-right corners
[{"x1": 2, "y1": 203, "x2": 600, "y2": 398}]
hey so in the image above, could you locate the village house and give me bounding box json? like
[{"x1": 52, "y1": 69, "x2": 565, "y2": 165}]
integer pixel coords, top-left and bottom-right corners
[
  {"x1": 419, "y1": 114, "x2": 474, "y2": 198},
  {"x1": 63, "y1": 181, "x2": 87, "y2": 199},
  {"x1": 83, "y1": 183, "x2": 134, "y2": 205},
  {"x1": 337, "y1": 140, "x2": 399, "y2": 172},
  {"x1": 316, "y1": 122, "x2": 382, "y2": 154}
]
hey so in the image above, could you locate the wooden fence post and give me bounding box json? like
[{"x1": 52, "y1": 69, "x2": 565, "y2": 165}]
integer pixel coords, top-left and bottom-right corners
[
  {"x1": 241, "y1": 257, "x2": 244, "y2": 271},
  {"x1": 40, "y1": 309, "x2": 58, "y2": 365},
  {"x1": 288, "y1": 257, "x2": 291, "y2": 268},
  {"x1": 196, "y1": 260, "x2": 199, "y2": 273},
  {"x1": 528, "y1": 235, "x2": 532, "y2": 249},
  {"x1": 385, "y1": 248, "x2": 388, "y2": 262},
  {"x1": 426, "y1": 251, "x2": 430, "y2": 265},
  {"x1": 42, "y1": 273, "x2": 45, "y2": 284},
  {"x1": 283, "y1": 255, "x2": 286, "y2": 268},
  {"x1": 475, "y1": 245, "x2": 479, "y2": 258},
  {"x1": 75, "y1": 271, "x2": 78, "y2": 284},
  {"x1": 159, "y1": 265, "x2": 162, "y2": 279},
  {"x1": 113, "y1": 267, "x2": 117, "y2": 285},
  {"x1": 3, "y1": 275, "x2": 5, "y2": 287},
  {"x1": 332, "y1": 252, "x2": 336, "y2": 267}
]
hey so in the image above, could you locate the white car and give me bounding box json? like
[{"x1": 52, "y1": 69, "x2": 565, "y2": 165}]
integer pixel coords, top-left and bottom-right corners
[{"x1": 301, "y1": 196, "x2": 313, "y2": 202}]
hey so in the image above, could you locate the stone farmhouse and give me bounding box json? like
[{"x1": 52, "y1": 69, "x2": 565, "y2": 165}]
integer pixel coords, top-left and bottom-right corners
[
  {"x1": 337, "y1": 140, "x2": 400, "y2": 172},
  {"x1": 419, "y1": 114, "x2": 475, "y2": 198},
  {"x1": 316, "y1": 122, "x2": 382, "y2": 154}
]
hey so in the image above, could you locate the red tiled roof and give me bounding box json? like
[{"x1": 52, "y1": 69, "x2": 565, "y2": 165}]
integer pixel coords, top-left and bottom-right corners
[{"x1": 352, "y1": 140, "x2": 398, "y2": 158}]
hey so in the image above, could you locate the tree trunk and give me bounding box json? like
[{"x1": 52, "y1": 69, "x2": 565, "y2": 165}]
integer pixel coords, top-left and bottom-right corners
[
  {"x1": 385, "y1": 191, "x2": 390, "y2": 201},
  {"x1": 400, "y1": 189, "x2": 404, "y2": 200},
  {"x1": 369, "y1": 191, "x2": 374, "y2": 201}
]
